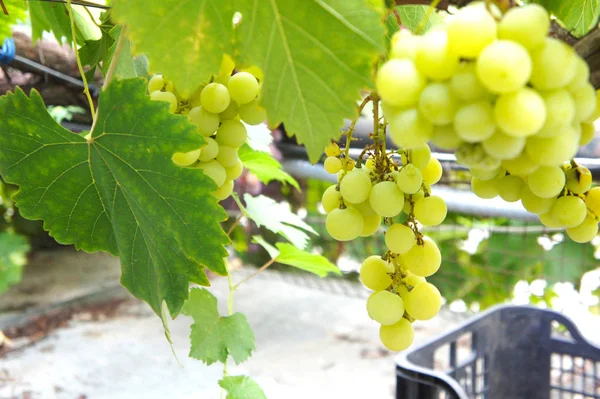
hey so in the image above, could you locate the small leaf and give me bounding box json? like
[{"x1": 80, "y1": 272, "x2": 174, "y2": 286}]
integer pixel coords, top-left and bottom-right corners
[
  {"x1": 252, "y1": 235, "x2": 280, "y2": 259},
  {"x1": 219, "y1": 376, "x2": 266, "y2": 399},
  {"x1": 275, "y1": 243, "x2": 341, "y2": 277},
  {"x1": 535, "y1": 0, "x2": 600, "y2": 38},
  {"x1": 243, "y1": 194, "x2": 316, "y2": 249},
  {"x1": 395, "y1": 5, "x2": 444, "y2": 33},
  {"x1": 28, "y1": 2, "x2": 99, "y2": 44},
  {"x1": 238, "y1": 145, "x2": 299, "y2": 190},
  {"x1": 1, "y1": 0, "x2": 27, "y2": 42},
  {"x1": 182, "y1": 288, "x2": 255, "y2": 365},
  {"x1": 0, "y1": 232, "x2": 30, "y2": 294}
]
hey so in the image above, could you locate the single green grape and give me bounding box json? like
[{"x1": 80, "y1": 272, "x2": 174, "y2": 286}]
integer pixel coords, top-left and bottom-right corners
[
  {"x1": 148, "y1": 75, "x2": 165, "y2": 93},
  {"x1": 216, "y1": 145, "x2": 240, "y2": 168},
  {"x1": 213, "y1": 180, "x2": 234, "y2": 201},
  {"x1": 395, "y1": 164, "x2": 423, "y2": 194},
  {"x1": 216, "y1": 120, "x2": 248, "y2": 148},
  {"x1": 172, "y1": 149, "x2": 201, "y2": 167},
  {"x1": 322, "y1": 185, "x2": 342, "y2": 213},
  {"x1": 150, "y1": 91, "x2": 178, "y2": 113},
  {"x1": 402, "y1": 236, "x2": 441, "y2": 277},
  {"x1": 326, "y1": 207, "x2": 364, "y2": 241},
  {"x1": 228, "y1": 72, "x2": 259, "y2": 105},
  {"x1": 414, "y1": 196, "x2": 447, "y2": 226},
  {"x1": 188, "y1": 106, "x2": 220, "y2": 137},
  {"x1": 422, "y1": 158, "x2": 443, "y2": 185},
  {"x1": 239, "y1": 99, "x2": 267, "y2": 126},
  {"x1": 360, "y1": 213, "x2": 382, "y2": 237},
  {"x1": 530, "y1": 38, "x2": 577, "y2": 90},
  {"x1": 376, "y1": 59, "x2": 426, "y2": 107},
  {"x1": 418, "y1": 82, "x2": 458, "y2": 126},
  {"x1": 566, "y1": 214, "x2": 599, "y2": 243},
  {"x1": 367, "y1": 291, "x2": 405, "y2": 325},
  {"x1": 360, "y1": 256, "x2": 393, "y2": 291},
  {"x1": 226, "y1": 160, "x2": 244, "y2": 181},
  {"x1": 497, "y1": 175, "x2": 525, "y2": 203},
  {"x1": 324, "y1": 157, "x2": 343, "y2": 174},
  {"x1": 197, "y1": 160, "x2": 227, "y2": 187},
  {"x1": 415, "y1": 29, "x2": 459, "y2": 81},
  {"x1": 388, "y1": 109, "x2": 433, "y2": 149},
  {"x1": 385, "y1": 223, "x2": 416, "y2": 255},
  {"x1": 201, "y1": 83, "x2": 231, "y2": 114},
  {"x1": 482, "y1": 131, "x2": 525, "y2": 160},
  {"x1": 340, "y1": 169, "x2": 373, "y2": 204},
  {"x1": 528, "y1": 166, "x2": 566, "y2": 198},
  {"x1": 476, "y1": 40, "x2": 531, "y2": 93},
  {"x1": 379, "y1": 318, "x2": 414, "y2": 351},
  {"x1": 199, "y1": 137, "x2": 219, "y2": 162},
  {"x1": 370, "y1": 181, "x2": 405, "y2": 217},
  {"x1": 497, "y1": 4, "x2": 549, "y2": 50},
  {"x1": 404, "y1": 282, "x2": 442, "y2": 321},
  {"x1": 551, "y1": 195, "x2": 587, "y2": 228},
  {"x1": 447, "y1": 3, "x2": 497, "y2": 58},
  {"x1": 495, "y1": 88, "x2": 546, "y2": 137},
  {"x1": 454, "y1": 101, "x2": 496, "y2": 143}
]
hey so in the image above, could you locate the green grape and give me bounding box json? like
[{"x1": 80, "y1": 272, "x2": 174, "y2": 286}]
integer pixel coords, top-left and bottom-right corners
[
  {"x1": 497, "y1": 4, "x2": 549, "y2": 50},
  {"x1": 340, "y1": 169, "x2": 372, "y2": 204},
  {"x1": 216, "y1": 145, "x2": 239, "y2": 168},
  {"x1": 497, "y1": 175, "x2": 525, "y2": 203},
  {"x1": 388, "y1": 109, "x2": 433, "y2": 149},
  {"x1": 367, "y1": 291, "x2": 405, "y2": 325},
  {"x1": 418, "y1": 82, "x2": 458, "y2": 126},
  {"x1": 322, "y1": 185, "x2": 342, "y2": 213},
  {"x1": 403, "y1": 190, "x2": 424, "y2": 215},
  {"x1": 495, "y1": 88, "x2": 546, "y2": 137},
  {"x1": 376, "y1": 59, "x2": 426, "y2": 107},
  {"x1": 354, "y1": 199, "x2": 376, "y2": 216},
  {"x1": 216, "y1": 120, "x2": 248, "y2": 148},
  {"x1": 404, "y1": 272, "x2": 426, "y2": 288},
  {"x1": 566, "y1": 166, "x2": 592, "y2": 194},
  {"x1": 551, "y1": 195, "x2": 587, "y2": 228},
  {"x1": 566, "y1": 214, "x2": 599, "y2": 243},
  {"x1": 471, "y1": 167, "x2": 502, "y2": 181},
  {"x1": 450, "y1": 62, "x2": 488, "y2": 103},
  {"x1": 228, "y1": 72, "x2": 259, "y2": 105},
  {"x1": 188, "y1": 106, "x2": 220, "y2": 137},
  {"x1": 568, "y1": 56, "x2": 591, "y2": 91},
  {"x1": 172, "y1": 149, "x2": 201, "y2": 167},
  {"x1": 538, "y1": 211, "x2": 563, "y2": 228},
  {"x1": 379, "y1": 318, "x2": 414, "y2": 351},
  {"x1": 324, "y1": 156, "x2": 343, "y2": 174},
  {"x1": 219, "y1": 100, "x2": 239, "y2": 120},
  {"x1": 326, "y1": 207, "x2": 364, "y2": 241},
  {"x1": 402, "y1": 236, "x2": 441, "y2": 277},
  {"x1": 404, "y1": 282, "x2": 442, "y2": 321},
  {"x1": 360, "y1": 256, "x2": 393, "y2": 291},
  {"x1": 148, "y1": 74, "x2": 165, "y2": 93},
  {"x1": 422, "y1": 158, "x2": 443, "y2": 185},
  {"x1": 528, "y1": 166, "x2": 566, "y2": 198},
  {"x1": 385, "y1": 223, "x2": 416, "y2": 255},
  {"x1": 226, "y1": 160, "x2": 244, "y2": 181},
  {"x1": 585, "y1": 187, "x2": 600, "y2": 217},
  {"x1": 407, "y1": 145, "x2": 432, "y2": 170},
  {"x1": 150, "y1": 91, "x2": 178, "y2": 113},
  {"x1": 415, "y1": 29, "x2": 459, "y2": 81},
  {"x1": 521, "y1": 187, "x2": 555, "y2": 214},
  {"x1": 390, "y1": 29, "x2": 420, "y2": 61},
  {"x1": 197, "y1": 160, "x2": 227, "y2": 187},
  {"x1": 360, "y1": 213, "x2": 382, "y2": 237},
  {"x1": 381, "y1": 102, "x2": 404, "y2": 119},
  {"x1": 571, "y1": 83, "x2": 596, "y2": 122},
  {"x1": 396, "y1": 165, "x2": 423, "y2": 194},
  {"x1": 447, "y1": 3, "x2": 497, "y2": 58},
  {"x1": 454, "y1": 101, "x2": 496, "y2": 143},
  {"x1": 525, "y1": 126, "x2": 579, "y2": 166},
  {"x1": 239, "y1": 99, "x2": 267, "y2": 125},
  {"x1": 536, "y1": 90, "x2": 576, "y2": 138},
  {"x1": 455, "y1": 143, "x2": 501, "y2": 170},
  {"x1": 213, "y1": 180, "x2": 234, "y2": 201},
  {"x1": 199, "y1": 137, "x2": 219, "y2": 162},
  {"x1": 201, "y1": 82, "x2": 231, "y2": 114},
  {"x1": 581, "y1": 123, "x2": 595, "y2": 146},
  {"x1": 476, "y1": 40, "x2": 531, "y2": 93},
  {"x1": 482, "y1": 131, "x2": 525, "y2": 160},
  {"x1": 471, "y1": 176, "x2": 499, "y2": 199},
  {"x1": 530, "y1": 38, "x2": 577, "y2": 90},
  {"x1": 370, "y1": 181, "x2": 405, "y2": 217},
  {"x1": 414, "y1": 196, "x2": 447, "y2": 226},
  {"x1": 430, "y1": 125, "x2": 462, "y2": 150},
  {"x1": 502, "y1": 152, "x2": 538, "y2": 176}
]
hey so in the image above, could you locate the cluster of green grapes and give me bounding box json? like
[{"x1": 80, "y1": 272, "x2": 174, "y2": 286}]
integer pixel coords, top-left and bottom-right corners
[
  {"x1": 147, "y1": 57, "x2": 266, "y2": 201},
  {"x1": 322, "y1": 139, "x2": 445, "y2": 351}
]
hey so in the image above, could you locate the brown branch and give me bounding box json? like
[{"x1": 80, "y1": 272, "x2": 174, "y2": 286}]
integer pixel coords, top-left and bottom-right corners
[
  {"x1": 25, "y1": 0, "x2": 110, "y2": 9},
  {"x1": 1, "y1": 0, "x2": 8, "y2": 15}
]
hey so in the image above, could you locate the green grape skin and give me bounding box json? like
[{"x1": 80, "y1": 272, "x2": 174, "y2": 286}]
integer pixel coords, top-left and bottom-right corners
[
  {"x1": 497, "y1": 4, "x2": 549, "y2": 50},
  {"x1": 415, "y1": 29, "x2": 459, "y2": 81},
  {"x1": 199, "y1": 137, "x2": 219, "y2": 162},
  {"x1": 482, "y1": 131, "x2": 525, "y2": 160},
  {"x1": 402, "y1": 236, "x2": 441, "y2": 277},
  {"x1": 450, "y1": 63, "x2": 488, "y2": 102},
  {"x1": 360, "y1": 213, "x2": 382, "y2": 237},
  {"x1": 502, "y1": 152, "x2": 539, "y2": 176},
  {"x1": 188, "y1": 106, "x2": 220, "y2": 137},
  {"x1": 326, "y1": 207, "x2": 364, "y2": 241},
  {"x1": 566, "y1": 214, "x2": 599, "y2": 243},
  {"x1": 422, "y1": 158, "x2": 443, "y2": 185},
  {"x1": 530, "y1": 38, "x2": 577, "y2": 90},
  {"x1": 324, "y1": 156, "x2": 343, "y2": 174},
  {"x1": 431, "y1": 125, "x2": 462, "y2": 150},
  {"x1": 360, "y1": 256, "x2": 393, "y2": 291},
  {"x1": 404, "y1": 272, "x2": 426, "y2": 288},
  {"x1": 447, "y1": 3, "x2": 497, "y2": 58},
  {"x1": 226, "y1": 160, "x2": 244, "y2": 181},
  {"x1": 569, "y1": 56, "x2": 591, "y2": 92},
  {"x1": 385, "y1": 223, "x2": 416, "y2": 255},
  {"x1": 369, "y1": 181, "x2": 405, "y2": 217},
  {"x1": 525, "y1": 126, "x2": 579, "y2": 167},
  {"x1": 322, "y1": 185, "x2": 342, "y2": 213},
  {"x1": 376, "y1": 59, "x2": 426, "y2": 107},
  {"x1": 200, "y1": 83, "x2": 231, "y2": 114},
  {"x1": 172, "y1": 149, "x2": 201, "y2": 167},
  {"x1": 219, "y1": 100, "x2": 239, "y2": 120},
  {"x1": 197, "y1": 160, "x2": 227, "y2": 187},
  {"x1": 354, "y1": 199, "x2": 377, "y2": 216},
  {"x1": 367, "y1": 291, "x2": 405, "y2": 325},
  {"x1": 418, "y1": 82, "x2": 458, "y2": 126},
  {"x1": 390, "y1": 29, "x2": 420, "y2": 61},
  {"x1": 340, "y1": 169, "x2": 372, "y2": 204},
  {"x1": 528, "y1": 166, "x2": 566, "y2": 198},
  {"x1": 403, "y1": 190, "x2": 424, "y2": 215},
  {"x1": 216, "y1": 145, "x2": 240, "y2": 168},
  {"x1": 228, "y1": 72, "x2": 259, "y2": 105},
  {"x1": 455, "y1": 143, "x2": 501, "y2": 171},
  {"x1": 395, "y1": 165, "x2": 423, "y2": 195},
  {"x1": 216, "y1": 120, "x2": 248, "y2": 148},
  {"x1": 471, "y1": 167, "x2": 502, "y2": 181},
  {"x1": 379, "y1": 318, "x2": 414, "y2": 351},
  {"x1": 521, "y1": 187, "x2": 555, "y2": 214},
  {"x1": 536, "y1": 90, "x2": 576, "y2": 138},
  {"x1": 471, "y1": 176, "x2": 499, "y2": 199},
  {"x1": 495, "y1": 88, "x2": 546, "y2": 137},
  {"x1": 454, "y1": 101, "x2": 496, "y2": 143},
  {"x1": 213, "y1": 180, "x2": 234, "y2": 201},
  {"x1": 239, "y1": 99, "x2": 267, "y2": 125},
  {"x1": 551, "y1": 195, "x2": 587, "y2": 228},
  {"x1": 571, "y1": 83, "x2": 597, "y2": 122},
  {"x1": 538, "y1": 211, "x2": 563, "y2": 228},
  {"x1": 414, "y1": 196, "x2": 447, "y2": 226},
  {"x1": 148, "y1": 75, "x2": 165, "y2": 93},
  {"x1": 566, "y1": 166, "x2": 592, "y2": 194},
  {"x1": 404, "y1": 282, "x2": 442, "y2": 321},
  {"x1": 407, "y1": 145, "x2": 432, "y2": 170},
  {"x1": 150, "y1": 90, "x2": 178, "y2": 113},
  {"x1": 388, "y1": 109, "x2": 433, "y2": 149},
  {"x1": 476, "y1": 40, "x2": 531, "y2": 94},
  {"x1": 585, "y1": 187, "x2": 600, "y2": 217},
  {"x1": 581, "y1": 123, "x2": 595, "y2": 146}
]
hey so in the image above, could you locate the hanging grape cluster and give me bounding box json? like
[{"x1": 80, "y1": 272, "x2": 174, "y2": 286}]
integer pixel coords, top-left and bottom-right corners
[{"x1": 147, "y1": 57, "x2": 266, "y2": 201}]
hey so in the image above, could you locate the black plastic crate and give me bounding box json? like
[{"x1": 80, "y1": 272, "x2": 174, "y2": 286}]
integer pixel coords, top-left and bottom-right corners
[{"x1": 396, "y1": 305, "x2": 600, "y2": 399}]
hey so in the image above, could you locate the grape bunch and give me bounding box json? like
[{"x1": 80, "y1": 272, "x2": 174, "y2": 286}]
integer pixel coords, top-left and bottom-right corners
[{"x1": 147, "y1": 56, "x2": 266, "y2": 201}]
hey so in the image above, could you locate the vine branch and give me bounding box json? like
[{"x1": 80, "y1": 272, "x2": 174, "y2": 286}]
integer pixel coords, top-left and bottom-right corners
[{"x1": 0, "y1": 0, "x2": 8, "y2": 15}]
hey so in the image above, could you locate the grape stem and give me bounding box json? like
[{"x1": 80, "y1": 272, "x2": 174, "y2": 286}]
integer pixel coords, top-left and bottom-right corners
[
  {"x1": 227, "y1": 214, "x2": 244, "y2": 237},
  {"x1": 341, "y1": 96, "x2": 372, "y2": 170}
]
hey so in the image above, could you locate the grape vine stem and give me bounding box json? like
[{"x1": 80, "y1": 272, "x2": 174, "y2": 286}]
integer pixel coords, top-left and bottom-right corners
[
  {"x1": 103, "y1": 26, "x2": 128, "y2": 90},
  {"x1": 227, "y1": 214, "x2": 244, "y2": 237}
]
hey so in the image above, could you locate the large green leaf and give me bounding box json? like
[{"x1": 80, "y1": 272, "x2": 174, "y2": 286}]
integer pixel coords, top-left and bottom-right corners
[
  {"x1": 238, "y1": 145, "x2": 299, "y2": 190},
  {"x1": 111, "y1": 0, "x2": 235, "y2": 97},
  {"x1": 235, "y1": 0, "x2": 385, "y2": 163},
  {"x1": 0, "y1": 0, "x2": 28, "y2": 42},
  {"x1": 0, "y1": 231, "x2": 30, "y2": 294},
  {"x1": 0, "y1": 79, "x2": 229, "y2": 316},
  {"x1": 534, "y1": 0, "x2": 600, "y2": 37},
  {"x1": 182, "y1": 288, "x2": 255, "y2": 365},
  {"x1": 219, "y1": 376, "x2": 267, "y2": 399}
]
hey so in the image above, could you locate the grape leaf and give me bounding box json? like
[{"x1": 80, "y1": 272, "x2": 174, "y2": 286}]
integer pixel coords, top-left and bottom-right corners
[
  {"x1": 0, "y1": 231, "x2": 30, "y2": 294},
  {"x1": 541, "y1": 239, "x2": 597, "y2": 284},
  {"x1": 182, "y1": 288, "x2": 255, "y2": 365},
  {"x1": 395, "y1": 5, "x2": 444, "y2": 33},
  {"x1": 534, "y1": 0, "x2": 600, "y2": 38},
  {"x1": 0, "y1": 0, "x2": 27, "y2": 42},
  {"x1": 238, "y1": 145, "x2": 299, "y2": 190},
  {"x1": 0, "y1": 79, "x2": 229, "y2": 317},
  {"x1": 219, "y1": 376, "x2": 267, "y2": 399},
  {"x1": 111, "y1": 0, "x2": 235, "y2": 97},
  {"x1": 29, "y1": 2, "x2": 99, "y2": 44},
  {"x1": 102, "y1": 26, "x2": 149, "y2": 79},
  {"x1": 243, "y1": 194, "x2": 316, "y2": 249},
  {"x1": 79, "y1": 12, "x2": 115, "y2": 73},
  {"x1": 235, "y1": 0, "x2": 385, "y2": 163}
]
